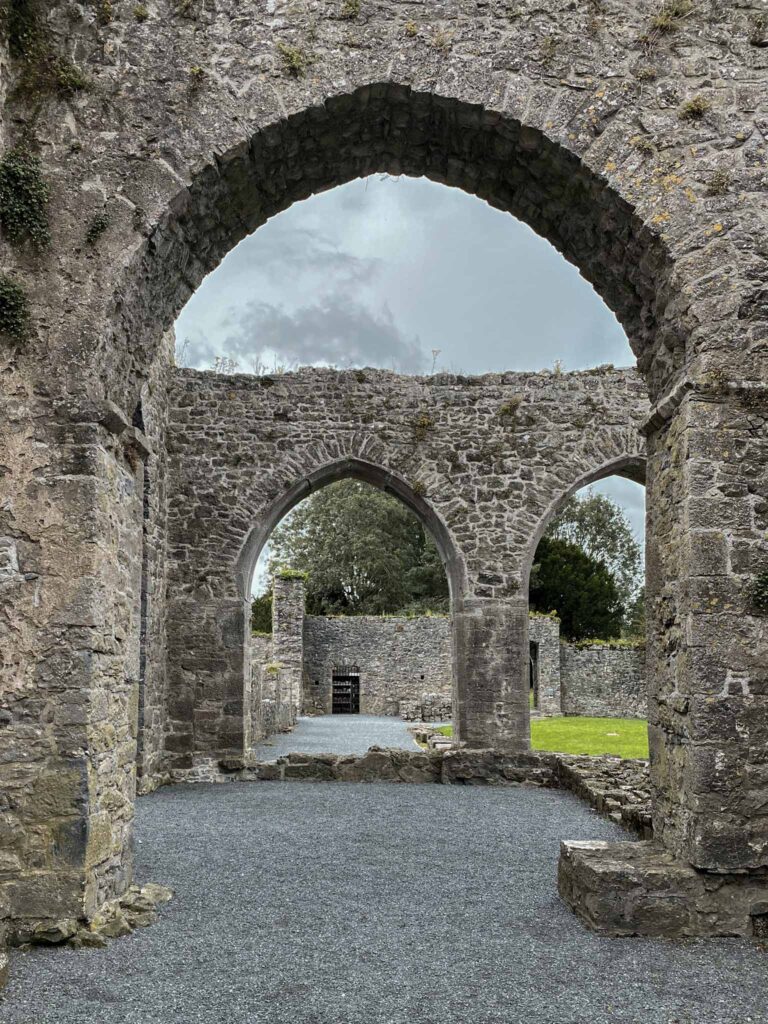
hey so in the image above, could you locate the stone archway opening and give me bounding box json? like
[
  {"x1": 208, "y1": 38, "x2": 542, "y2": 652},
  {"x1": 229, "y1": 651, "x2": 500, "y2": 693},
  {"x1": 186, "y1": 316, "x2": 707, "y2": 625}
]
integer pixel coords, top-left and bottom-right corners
[
  {"x1": 113, "y1": 82, "x2": 678, "y2": 419},
  {"x1": 524, "y1": 459, "x2": 648, "y2": 759},
  {"x1": 237, "y1": 458, "x2": 465, "y2": 754}
]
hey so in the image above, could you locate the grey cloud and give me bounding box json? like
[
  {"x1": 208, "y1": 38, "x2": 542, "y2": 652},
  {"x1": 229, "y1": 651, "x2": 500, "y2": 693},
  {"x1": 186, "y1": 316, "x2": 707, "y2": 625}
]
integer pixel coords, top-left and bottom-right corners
[
  {"x1": 184, "y1": 293, "x2": 428, "y2": 373},
  {"x1": 221, "y1": 221, "x2": 382, "y2": 288}
]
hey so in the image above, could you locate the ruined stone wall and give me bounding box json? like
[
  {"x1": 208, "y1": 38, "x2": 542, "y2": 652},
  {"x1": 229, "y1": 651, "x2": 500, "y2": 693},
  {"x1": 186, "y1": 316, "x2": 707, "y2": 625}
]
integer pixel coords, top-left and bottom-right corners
[
  {"x1": 0, "y1": 0, "x2": 765, "y2": 947},
  {"x1": 136, "y1": 332, "x2": 174, "y2": 793},
  {"x1": 165, "y1": 363, "x2": 647, "y2": 765},
  {"x1": 303, "y1": 614, "x2": 453, "y2": 716},
  {"x1": 561, "y1": 644, "x2": 647, "y2": 719},
  {"x1": 528, "y1": 615, "x2": 561, "y2": 714}
]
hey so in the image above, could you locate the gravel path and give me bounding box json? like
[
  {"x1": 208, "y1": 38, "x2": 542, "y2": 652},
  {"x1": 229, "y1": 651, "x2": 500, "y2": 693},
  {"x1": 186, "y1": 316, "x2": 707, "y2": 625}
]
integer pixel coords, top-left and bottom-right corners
[
  {"x1": 253, "y1": 714, "x2": 421, "y2": 757},
  {"x1": 3, "y1": 783, "x2": 767, "y2": 1024}
]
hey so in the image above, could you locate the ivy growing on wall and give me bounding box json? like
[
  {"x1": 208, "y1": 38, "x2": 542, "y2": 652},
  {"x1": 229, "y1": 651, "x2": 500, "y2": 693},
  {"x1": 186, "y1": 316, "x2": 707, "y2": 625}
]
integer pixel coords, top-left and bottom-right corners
[
  {"x1": 0, "y1": 274, "x2": 30, "y2": 340},
  {"x1": 0, "y1": 147, "x2": 50, "y2": 248},
  {"x1": 3, "y1": 0, "x2": 89, "y2": 99},
  {"x1": 749, "y1": 572, "x2": 768, "y2": 615}
]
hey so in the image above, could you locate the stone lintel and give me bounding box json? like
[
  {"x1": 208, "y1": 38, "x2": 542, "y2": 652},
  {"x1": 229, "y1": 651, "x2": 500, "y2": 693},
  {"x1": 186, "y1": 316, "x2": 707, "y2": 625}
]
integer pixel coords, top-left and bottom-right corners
[{"x1": 558, "y1": 839, "x2": 768, "y2": 939}]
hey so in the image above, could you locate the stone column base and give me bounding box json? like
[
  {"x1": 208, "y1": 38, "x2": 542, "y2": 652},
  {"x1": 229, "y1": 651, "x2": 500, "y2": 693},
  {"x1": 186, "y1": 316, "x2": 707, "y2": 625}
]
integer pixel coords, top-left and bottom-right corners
[{"x1": 559, "y1": 840, "x2": 768, "y2": 938}]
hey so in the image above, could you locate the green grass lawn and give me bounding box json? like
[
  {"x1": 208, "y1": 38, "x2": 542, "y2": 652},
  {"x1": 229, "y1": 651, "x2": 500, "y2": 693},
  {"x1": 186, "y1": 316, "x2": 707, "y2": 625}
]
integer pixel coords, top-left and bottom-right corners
[{"x1": 436, "y1": 716, "x2": 649, "y2": 759}]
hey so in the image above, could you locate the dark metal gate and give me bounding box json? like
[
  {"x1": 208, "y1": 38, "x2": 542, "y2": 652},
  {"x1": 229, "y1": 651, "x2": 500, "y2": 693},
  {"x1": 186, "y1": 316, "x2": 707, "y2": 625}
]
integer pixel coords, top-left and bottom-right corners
[{"x1": 332, "y1": 665, "x2": 360, "y2": 714}]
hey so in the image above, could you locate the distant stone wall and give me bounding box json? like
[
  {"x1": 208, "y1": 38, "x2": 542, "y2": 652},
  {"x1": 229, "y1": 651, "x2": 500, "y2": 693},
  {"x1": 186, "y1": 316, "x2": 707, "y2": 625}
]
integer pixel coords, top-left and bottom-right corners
[
  {"x1": 303, "y1": 615, "x2": 452, "y2": 716},
  {"x1": 528, "y1": 616, "x2": 561, "y2": 714},
  {"x1": 561, "y1": 645, "x2": 647, "y2": 719}
]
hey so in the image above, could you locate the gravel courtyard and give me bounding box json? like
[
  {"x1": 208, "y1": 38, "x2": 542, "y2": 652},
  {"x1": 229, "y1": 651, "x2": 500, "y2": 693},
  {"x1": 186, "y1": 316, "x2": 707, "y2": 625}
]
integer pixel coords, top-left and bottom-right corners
[
  {"x1": 252, "y1": 713, "x2": 421, "y2": 757},
  {"x1": 3, "y1": 782, "x2": 767, "y2": 1024}
]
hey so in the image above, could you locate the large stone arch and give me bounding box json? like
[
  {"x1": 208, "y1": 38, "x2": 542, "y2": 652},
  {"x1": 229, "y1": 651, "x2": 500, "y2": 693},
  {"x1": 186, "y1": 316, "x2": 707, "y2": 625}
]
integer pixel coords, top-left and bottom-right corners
[
  {"x1": 114, "y1": 82, "x2": 676, "y2": 411},
  {"x1": 0, "y1": 1, "x2": 765, "y2": 947},
  {"x1": 235, "y1": 456, "x2": 468, "y2": 608},
  {"x1": 520, "y1": 452, "x2": 647, "y2": 592}
]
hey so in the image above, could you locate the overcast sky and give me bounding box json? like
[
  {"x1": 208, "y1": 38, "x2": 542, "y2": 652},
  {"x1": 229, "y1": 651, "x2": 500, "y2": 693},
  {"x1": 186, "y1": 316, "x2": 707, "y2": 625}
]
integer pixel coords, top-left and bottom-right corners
[{"x1": 174, "y1": 174, "x2": 645, "y2": 586}]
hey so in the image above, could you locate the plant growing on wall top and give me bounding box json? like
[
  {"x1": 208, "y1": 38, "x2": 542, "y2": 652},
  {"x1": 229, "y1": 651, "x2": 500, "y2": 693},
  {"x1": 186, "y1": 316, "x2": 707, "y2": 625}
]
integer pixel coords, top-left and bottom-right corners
[{"x1": 276, "y1": 567, "x2": 309, "y2": 581}]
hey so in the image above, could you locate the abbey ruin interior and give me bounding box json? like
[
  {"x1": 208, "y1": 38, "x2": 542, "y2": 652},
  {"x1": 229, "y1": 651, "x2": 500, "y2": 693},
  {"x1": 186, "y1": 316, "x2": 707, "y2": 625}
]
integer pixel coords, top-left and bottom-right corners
[{"x1": 1, "y1": 0, "x2": 766, "y2": 1019}]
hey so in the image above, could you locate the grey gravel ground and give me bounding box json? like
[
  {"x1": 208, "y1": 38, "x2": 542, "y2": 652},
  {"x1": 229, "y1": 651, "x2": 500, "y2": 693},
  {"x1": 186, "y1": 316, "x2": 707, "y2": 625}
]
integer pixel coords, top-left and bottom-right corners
[
  {"x1": 253, "y1": 714, "x2": 421, "y2": 757},
  {"x1": 3, "y1": 783, "x2": 767, "y2": 1024}
]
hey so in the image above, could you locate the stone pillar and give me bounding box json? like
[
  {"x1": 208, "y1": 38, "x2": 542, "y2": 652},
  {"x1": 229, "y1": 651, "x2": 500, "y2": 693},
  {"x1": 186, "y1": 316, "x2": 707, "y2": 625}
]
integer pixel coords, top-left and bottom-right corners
[
  {"x1": 0, "y1": 404, "x2": 146, "y2": 941},
  {"x1": 452, "y1": 597, "x2": 530, "y2": 752},
  {"x1": 528, "y1": 614, "x2": 562, "y2": 715},
  {"x1": 271, "y1": 572, "x2": 306, "y2": 730},
  {"x1": 646, "y1": 393, "x2": 768, "y2": 872},
  {"x1": 560, "y1": 389, "x2": 768, "y2": 937}
]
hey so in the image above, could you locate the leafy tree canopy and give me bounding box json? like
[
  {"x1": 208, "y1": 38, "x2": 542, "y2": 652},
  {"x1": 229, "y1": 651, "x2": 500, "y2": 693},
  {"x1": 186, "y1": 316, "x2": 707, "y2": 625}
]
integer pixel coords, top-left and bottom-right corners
[
  {"x1": 529, "y1": 536, "x2": 625, "y2": 641},
  {"x1": 259, "y1": 480, "x2": 449, "y2": 617},
  {"x1": 546, "y1": 488, "x2": 642, "y2": 608}
]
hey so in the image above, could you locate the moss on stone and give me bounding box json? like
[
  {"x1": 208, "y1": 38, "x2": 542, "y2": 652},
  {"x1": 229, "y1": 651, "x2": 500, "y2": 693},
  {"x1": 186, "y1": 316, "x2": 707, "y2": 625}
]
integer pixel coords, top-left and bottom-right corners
[
  {"x1": 276, "y1": 41, "x2": 314, "y2": 77},
  {"x1": 85, "y1": 211, "x2": 110, "y2": 246},
  {"x1": 679, "y1": 96, "x2": 711, "y2": 121},
  {"x1": 749, "y1": 572, "x2": 768, "y2": 615}
]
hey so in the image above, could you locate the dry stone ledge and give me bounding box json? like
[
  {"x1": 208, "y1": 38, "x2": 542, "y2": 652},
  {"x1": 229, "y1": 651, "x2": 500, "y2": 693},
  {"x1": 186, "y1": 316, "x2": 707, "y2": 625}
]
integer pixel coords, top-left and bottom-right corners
[
  {"x1": 19, "y1": 883, "x2": 174, "y2": 950},
  {"x1": 554, "y1": 756, "x2": 652, "y2": 838},
  {"x1": 559, "y1": 841, "x2": 768, "y2": 939},
  {"x1": 218, "y1": 748, "x2": 653, "y2": 835}
]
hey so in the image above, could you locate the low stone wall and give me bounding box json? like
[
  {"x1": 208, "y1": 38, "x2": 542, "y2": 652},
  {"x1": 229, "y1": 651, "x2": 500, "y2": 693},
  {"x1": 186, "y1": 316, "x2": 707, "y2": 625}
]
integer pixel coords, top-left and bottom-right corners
[
  {"x1": 399, "y1": 694, "x2": 452, "y2": 722},
  {"x1": 303, "y1": 614, "x2": 452, "y2": 716},
  {"x1": 560, "y1": 644, "x2": 646, "y2": 719},
  {"x1": 559, "y1": 841, "x2": 768, "y2": 939},
  {"x1": 215, "y1": 746, "x2": 652, "y2": 838}
]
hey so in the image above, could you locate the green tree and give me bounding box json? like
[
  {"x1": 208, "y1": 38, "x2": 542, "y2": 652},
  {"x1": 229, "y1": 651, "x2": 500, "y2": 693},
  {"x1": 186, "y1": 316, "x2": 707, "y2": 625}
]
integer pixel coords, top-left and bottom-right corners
[
  {"x1": 529, "y1": 536, "x2": 625, "y2": 641},
  {"x1": 251, "y1": 592, "x2": 273, "y2": 633},
  {"x1": 623, "y1": 586, "x2": 645, "y2": 640},
  {"x1": 263, "y1": 480, "x2": 449, "y2": 616},
  {"x1": 546, "y1": 489, "x2": 642, "y2": 609}
]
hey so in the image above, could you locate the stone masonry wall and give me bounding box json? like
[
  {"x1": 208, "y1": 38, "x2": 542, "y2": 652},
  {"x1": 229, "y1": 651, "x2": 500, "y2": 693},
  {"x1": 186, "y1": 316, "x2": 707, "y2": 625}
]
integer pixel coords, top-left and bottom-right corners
[
  {"x1": 561, "y1": 645, "x2": 647, "y2": 719},
  {"x1": 165, "y1": 364, "x2": 647, "y2": 763},
  {"x1": 529, "y1": 615, "x2": 562, "y2": 715},
  {"x1": 303, "y1": 614, "x2": 453, "y2": 717}
]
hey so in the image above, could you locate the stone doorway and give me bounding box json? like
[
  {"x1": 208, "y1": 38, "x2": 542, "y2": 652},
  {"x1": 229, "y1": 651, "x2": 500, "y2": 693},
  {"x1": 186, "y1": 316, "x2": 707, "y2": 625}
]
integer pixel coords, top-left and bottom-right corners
[{"x1": 331, "y1": 667, "x2": 361, "y2": 715}]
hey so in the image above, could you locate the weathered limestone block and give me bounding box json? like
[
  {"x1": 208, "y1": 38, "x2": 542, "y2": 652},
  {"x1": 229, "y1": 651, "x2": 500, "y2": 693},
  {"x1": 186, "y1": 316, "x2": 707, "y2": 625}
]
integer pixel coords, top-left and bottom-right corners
[
  {"x1": 555, "y1": 756, "x2": 652, "y2": 838},
  {"x1": 441, "y1": 749, "x2": 558, "y2": 787},
  {"x1": 559, "y1": 841, "x2": 768, "y2": 939}
]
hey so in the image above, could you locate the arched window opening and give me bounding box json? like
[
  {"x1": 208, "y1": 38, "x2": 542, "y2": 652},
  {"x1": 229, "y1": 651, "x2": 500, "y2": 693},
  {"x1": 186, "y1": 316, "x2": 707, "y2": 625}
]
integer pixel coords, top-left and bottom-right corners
[
  {"x1": 527, "y1": 476, "x2": 648, "y2": 761},
  {"x1": 246, "y1": 476, "x2": 454, "y2": 755}
]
